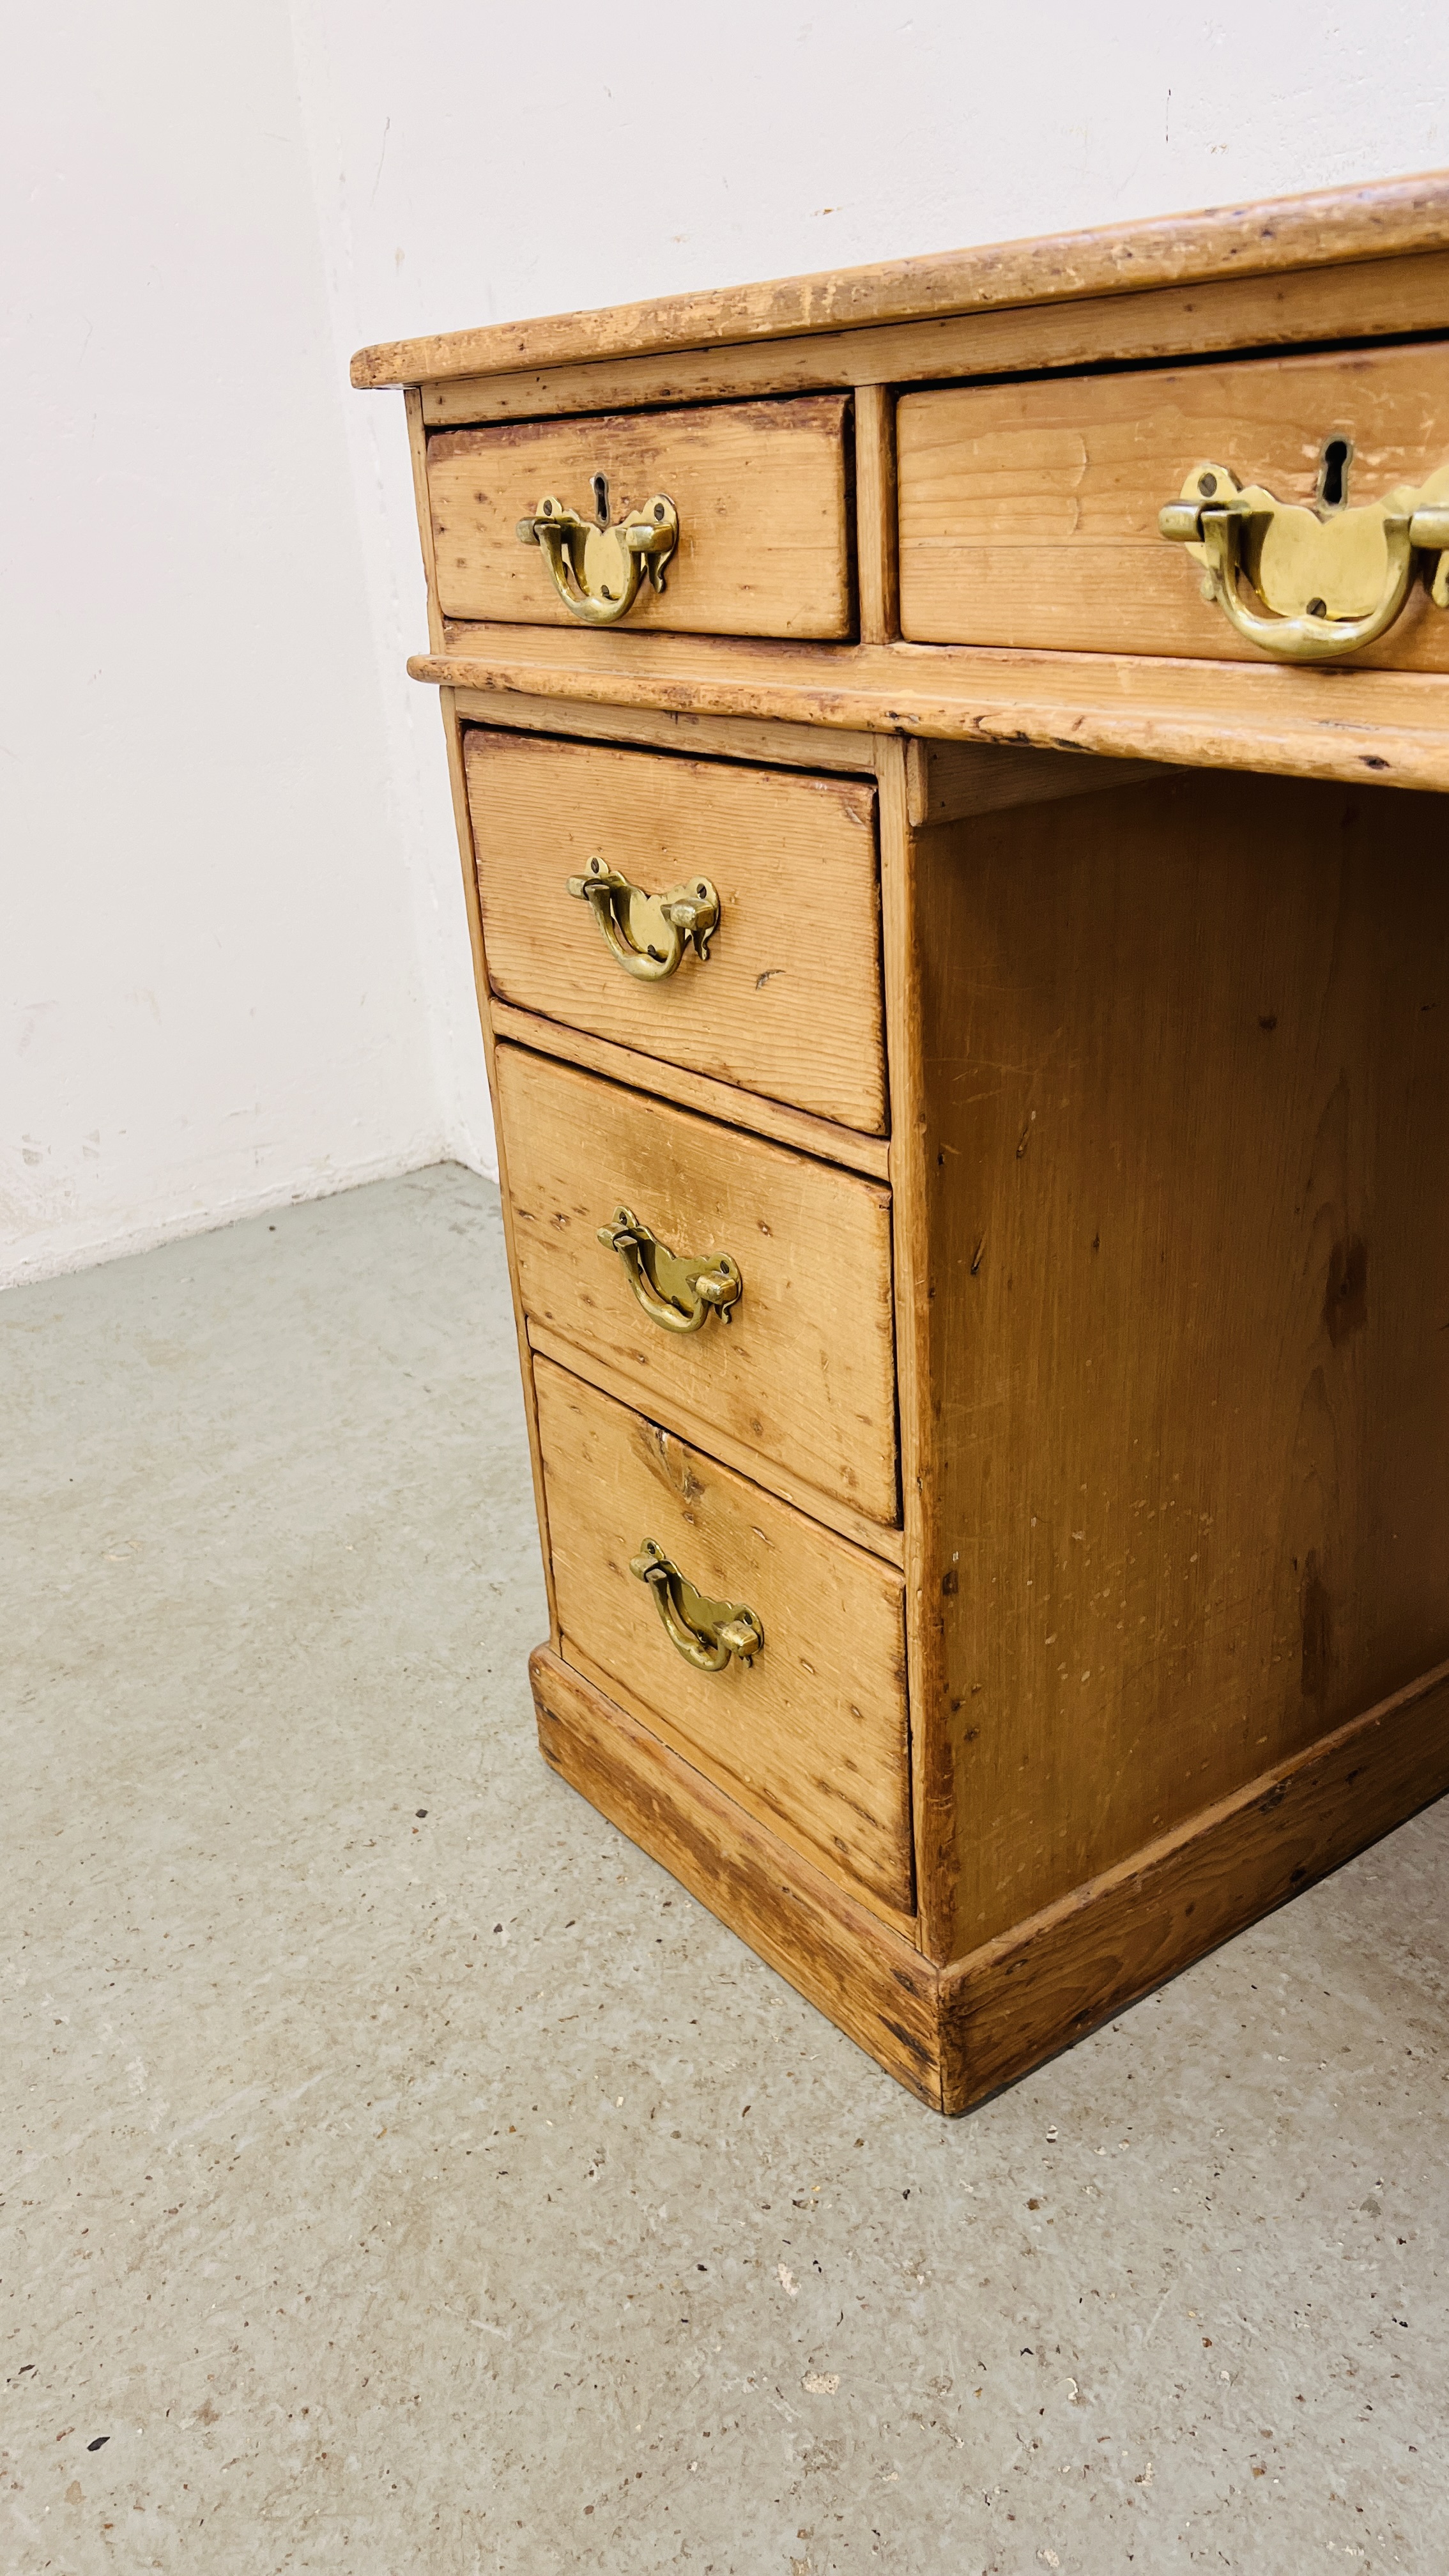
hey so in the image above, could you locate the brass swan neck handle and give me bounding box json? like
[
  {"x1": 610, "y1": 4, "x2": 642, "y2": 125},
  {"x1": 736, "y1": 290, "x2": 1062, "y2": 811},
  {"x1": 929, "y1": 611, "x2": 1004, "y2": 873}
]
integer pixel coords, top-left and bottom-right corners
[
  {"x1": 516, "y1": 474, "x2": 679, "y2": 625},
  {"x1": 598, "y1": 1209, "x2": 742, "y2": 1336},
  {"x1": 630, "y1": 1539, "x2": 763, "y2": 1673},
  {"x1": 565, "y1": 854, "x2": 721, "y2": 982},
  {"x1": 1160, "y1": 450, "x2": 1449, "y2": 663}
]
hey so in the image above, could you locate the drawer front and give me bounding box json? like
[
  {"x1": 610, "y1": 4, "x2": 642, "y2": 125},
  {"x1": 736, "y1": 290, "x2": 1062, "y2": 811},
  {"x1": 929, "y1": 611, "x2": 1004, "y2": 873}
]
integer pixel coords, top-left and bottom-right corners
[
  {"x1": 497, "y1": 1046, "x2": 898, "y2": 1527},
  {"x1": 898, "y1": 339, "x2": 1449, "y2": 669},
  {"x1": 430, "y1": 395, "x2": 852, "y2": 639},
  {"x1": 534, "y1": 1358, "x2": 913, "y2": 1910},
  {"x1": 468, "y1": 728, "x2": 886, "y2": 1135}
]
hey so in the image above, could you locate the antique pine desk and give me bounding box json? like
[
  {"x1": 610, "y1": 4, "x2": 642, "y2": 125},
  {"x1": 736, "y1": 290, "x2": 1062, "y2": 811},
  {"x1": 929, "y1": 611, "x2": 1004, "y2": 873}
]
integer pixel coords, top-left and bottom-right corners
[{"x1": 353, "y1": 174, "x2": 1449, "y2": 2112}]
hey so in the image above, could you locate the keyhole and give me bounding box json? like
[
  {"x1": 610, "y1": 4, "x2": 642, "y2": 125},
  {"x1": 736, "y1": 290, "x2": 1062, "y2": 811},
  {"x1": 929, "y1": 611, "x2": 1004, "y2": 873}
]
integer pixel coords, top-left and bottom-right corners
[
  {"x1": 1317, "y1": 436, "x2": 1352, "y2": 510},
  {"x1": 592, "y1": 471, "x2": 610, "y2": 528}
]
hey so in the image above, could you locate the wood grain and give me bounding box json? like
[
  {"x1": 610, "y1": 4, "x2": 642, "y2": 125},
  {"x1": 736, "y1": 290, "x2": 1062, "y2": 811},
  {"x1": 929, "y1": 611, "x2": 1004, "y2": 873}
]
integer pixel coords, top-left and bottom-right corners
[
  {"x1": 405, "y1": 388, "x2": 444, "y2": 654},
  {"x1": 916, "y1": 765, "x2": 1449, "y2": 1953},
  {"x1": 450, "y1": 685, "x2": 876, "y2": 773},
  {"x1": 414, "y1": 625, "x2": 1449, "y2": 795},
  {"x1": 495, "y1": 1043, "x2": 899, "y2": 1526},
  {"x1": 488, "y1": 1000, "x2": 889, "y2": 1181},
  {"x1": 528, "y1": 1326, "x2": 904, "y2": 1568},
  {"x1": 533, "y1": 1358, "x2": 914, "y2": 1911},
  {"x1": 937, "y1": 1655, "x2": 1449, "y2": 2113},
  {"x1": 530, "y1": 1636, "x2": 1449, "y2": 2116},
  {"x1": 433, "y1": 689, "x2": 560, "y2": 1645},
  {"x1": 368, "y1": 180, "x2": 1449, "y2": 2115},
  {"x1": 351, "y1": 169, "x2": 1449, "y2": 386},
  {"x1": 560, "y1": 1634, "x2": 914, "y2": 1942},
  {"x1": 531, "y1": 1644, "x2": 940, "y2": 2101},
  {"x1": 898, "y1": 339, "x2": 1449, "y2": 670},
  {"x1": 415, "y1": 249, "x2": 1449, "y2": 428},
  {"x1": 429, "y1": 397, "x2": 852, "y2": 637},
  {"x1": 906, "y1": 739, "x2": 1169, "y2": 825},
  {"x1": 855, "y1": 383, "x2": 898, "y2": 645},
  {"x1": 876, "y1": 739, "x2": 954, "y2": 1963},
  {"x1": 465, "y1": 728, "x2": 887, "y2": 1133}
]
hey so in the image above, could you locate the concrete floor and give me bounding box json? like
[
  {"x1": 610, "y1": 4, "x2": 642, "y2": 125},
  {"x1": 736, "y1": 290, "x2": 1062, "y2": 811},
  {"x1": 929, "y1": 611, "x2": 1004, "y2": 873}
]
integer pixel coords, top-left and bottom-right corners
[{"x1": 3, "y1": 1163, "x2": 1446, "y2": 2575}]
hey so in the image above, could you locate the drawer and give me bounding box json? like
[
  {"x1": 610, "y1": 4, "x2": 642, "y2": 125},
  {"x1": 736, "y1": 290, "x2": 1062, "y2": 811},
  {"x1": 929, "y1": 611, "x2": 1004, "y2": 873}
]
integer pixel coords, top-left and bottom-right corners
[
  {"x1": 533, "y1": 1358, "x2": 913, "y2": 1912},
  {"x1": 467, "y1": 728, "x2": 886, "y2": 1134},
  {"x1": 497, "y1": 1045, "x2": 898, "y2": 1528},
  {"x1": 429, "y1": 395, "x2": 852, "y2": 638},
  {"x1": 898, "y1": 339, "x2": 1449, "y2": 669}
]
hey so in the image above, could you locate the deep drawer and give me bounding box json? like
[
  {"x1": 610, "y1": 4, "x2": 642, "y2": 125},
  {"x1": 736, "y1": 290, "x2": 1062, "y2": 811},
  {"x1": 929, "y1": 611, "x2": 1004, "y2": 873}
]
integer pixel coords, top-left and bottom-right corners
[
  {"x1": 467, "y1": 727, "x2": 886, "y2": 1135},
  {"x1": 898, "y1": 339, "x2": 1449, "y2": 670},
  {"x1": 497, "y1": 1045, "x2": 898, "y2": 1530},
  {"x1": 430, "y1": 394, "x2": 852, "y2": 638},
  {"x1": 534, "y1": 1358, "x2": 913, "y2": 1912}
]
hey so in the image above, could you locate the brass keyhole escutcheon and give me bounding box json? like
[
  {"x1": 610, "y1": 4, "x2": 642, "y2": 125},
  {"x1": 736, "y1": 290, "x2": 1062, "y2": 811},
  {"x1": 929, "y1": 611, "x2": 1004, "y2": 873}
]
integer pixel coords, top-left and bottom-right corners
[
  {"x1": 1316, "y1": 435, "x2": 1353, "y2": 512},
  {"x1": 630, "y1": 1539, "x2": 763, "y2": 1673}
]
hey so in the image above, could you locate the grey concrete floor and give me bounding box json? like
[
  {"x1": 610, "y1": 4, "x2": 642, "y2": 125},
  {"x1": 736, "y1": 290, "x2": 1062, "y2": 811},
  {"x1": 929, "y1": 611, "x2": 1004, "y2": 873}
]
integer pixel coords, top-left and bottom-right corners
[{"x1": 3, "y1": 1162, "x2": 1446, "y2": 2576}]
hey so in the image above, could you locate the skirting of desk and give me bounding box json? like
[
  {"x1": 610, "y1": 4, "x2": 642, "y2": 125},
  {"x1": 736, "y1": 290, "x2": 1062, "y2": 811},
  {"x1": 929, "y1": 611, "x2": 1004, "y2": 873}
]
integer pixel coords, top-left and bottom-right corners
[{"x1": 532, "y1": 1644, "x2": 1449, "y2": 2116}]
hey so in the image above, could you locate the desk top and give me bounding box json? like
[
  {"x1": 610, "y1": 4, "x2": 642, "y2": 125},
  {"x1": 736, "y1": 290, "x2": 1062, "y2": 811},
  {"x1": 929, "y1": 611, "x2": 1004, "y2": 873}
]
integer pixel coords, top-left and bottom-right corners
[{"x1": 351, "y1": 169, "x2": 1449, "y2": 390}]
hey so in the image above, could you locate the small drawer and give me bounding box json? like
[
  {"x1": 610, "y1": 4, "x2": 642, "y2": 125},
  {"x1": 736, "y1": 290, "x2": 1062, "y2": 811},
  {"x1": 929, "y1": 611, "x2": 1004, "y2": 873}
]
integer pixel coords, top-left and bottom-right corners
[
  {"x1": 497, "y1": 1046, "x2": 898, "y2": 1529},
  {"x1": 898, "y1": 339, "x2": 1449, "y2": 670},
  {"x1": 534, "y1": 1358, "x2": 913, "y2": 1912},
  {"x1": 467, "y1": 727, "x2": 886, "y2": 1135},
  {"x1": 429, "y1": 394, "x2": 852, "y2": 639}
]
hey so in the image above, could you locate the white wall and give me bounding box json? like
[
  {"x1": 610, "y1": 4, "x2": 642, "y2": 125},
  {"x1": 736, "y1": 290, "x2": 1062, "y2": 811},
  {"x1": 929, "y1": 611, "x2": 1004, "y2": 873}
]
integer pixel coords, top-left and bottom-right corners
[
  {"x1": 1, "y1": 0, "x2": 465, "y2": 1288},
  {"x1": 6, "y1": 1, "x2": 1443, "y2": 1287},
  {"x1": 299, "y1": 0, "x2": 1445, "y2": 342}
]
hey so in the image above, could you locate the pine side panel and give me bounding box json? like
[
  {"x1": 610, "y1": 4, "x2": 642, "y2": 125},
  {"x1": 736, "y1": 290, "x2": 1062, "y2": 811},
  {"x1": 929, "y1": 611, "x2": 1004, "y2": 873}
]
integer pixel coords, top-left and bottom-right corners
[
  {"x1": 408, "y1": 412, "x2": 560, "y2": 1634},
  {"x1": 877, "y1": 739, "x2": 957, "y2": 1961},
  {"x1": 437, "y1": 689, "x2": 560, "y2": 1646},
  {"x1": 405, "y1": 389, "x2": 445, "y2": 654},
  {"x1": 919, "y1": 765, "x2": 1449, "y2": 1954},
  {"x1": 938, "y1": 1657, "x2": 1449, "y2": 2113}
]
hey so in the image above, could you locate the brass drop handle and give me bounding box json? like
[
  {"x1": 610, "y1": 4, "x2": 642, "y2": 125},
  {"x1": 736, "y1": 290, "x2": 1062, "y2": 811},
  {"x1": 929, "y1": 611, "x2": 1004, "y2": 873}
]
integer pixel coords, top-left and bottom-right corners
[
  {"x1": 630, "y1": 1538, "x2": 763, "y2": 1673},
  {"x1": 598, "y1": 1208, "x2": 742, "y2": 1335},
  {"x1": 516, "y1": 473, "x2": 678, "y2": 625},
  {"x1": 566, "y1": 852, "x2": 721, "y2": 982},
  {"x1": 1159, "y1": 452, "x2": 1449, "y2": 663}
]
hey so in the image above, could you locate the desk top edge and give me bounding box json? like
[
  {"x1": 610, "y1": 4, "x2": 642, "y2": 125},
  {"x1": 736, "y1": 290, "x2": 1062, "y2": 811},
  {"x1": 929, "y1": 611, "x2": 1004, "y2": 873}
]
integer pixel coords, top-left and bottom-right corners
[
  {"x1": 411, "y1": 632, "x2": 1449, "y2": 794},
  {"x1": 351, "y1": 169, "x2": 1449, "y2": 392}
]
